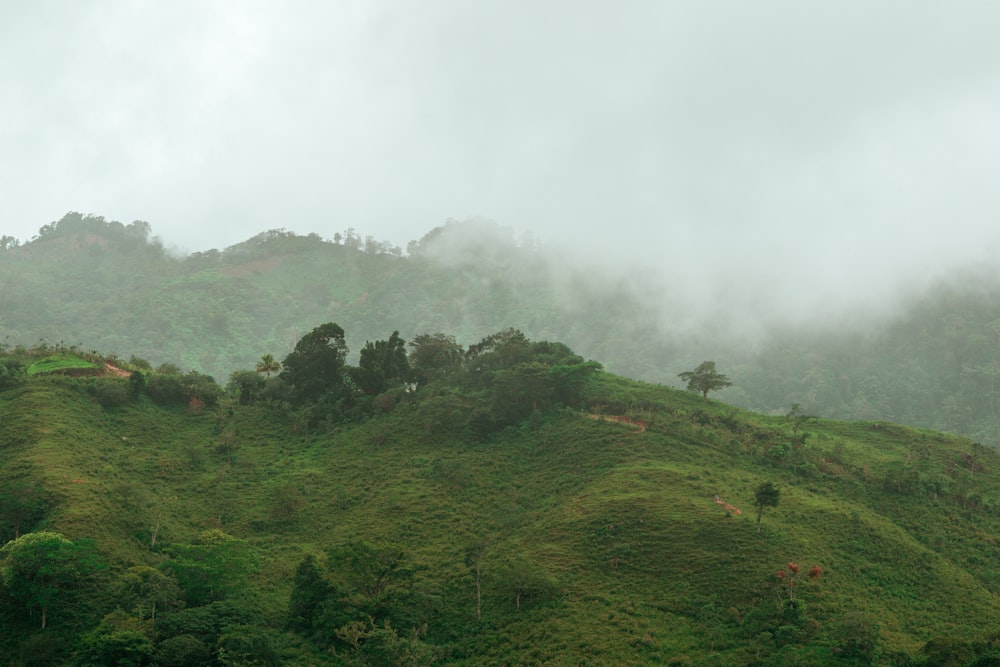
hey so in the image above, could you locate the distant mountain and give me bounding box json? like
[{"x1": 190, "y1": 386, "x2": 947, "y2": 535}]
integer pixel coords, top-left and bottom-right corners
[
  {"x1": 5, "y1": 211, "x2": 1000, "y2": 444},
  {"x1": 0, "y1": 212, "x2": 681, "y2": 384}
]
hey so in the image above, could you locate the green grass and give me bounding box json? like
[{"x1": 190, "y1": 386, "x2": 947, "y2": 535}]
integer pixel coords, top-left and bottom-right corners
[
  {"x1": 4, "y1": 371, "x2": 1000, "y2": 663},
  {"x1": 25, "y1": 354, "x2": 99, "y2": 376}
]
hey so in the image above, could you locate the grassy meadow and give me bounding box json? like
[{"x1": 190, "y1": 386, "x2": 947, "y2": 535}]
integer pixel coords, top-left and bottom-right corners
[{"x1": 3, "y1": 360, "x2": 1000, "y2": 665}]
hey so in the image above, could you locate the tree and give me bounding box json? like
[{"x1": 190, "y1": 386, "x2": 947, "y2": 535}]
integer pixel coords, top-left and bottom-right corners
[
  {"x1": 408, "y1": 333, "x2": 464, "y2": 385},
  {"x1": 0, "y1": 485, "x2": 47, "y2": 541},
  {"x1": 280, "y1": 323, "x2": 349, "y2": 402},
  {"x1": 352, "y1": 331, "x2": 410, "y2": 395},
  {"x1": 255, "y1": 353, "x2": 280, "y2": 379},
  {"x1": 216, "y1": 625, "x2": 281, "y2": 667},
  {"x1": 331, "y1": 541, "x2": 410, "y2": 602},
  {"x1": 491, "y1": 362, "x2": 554, "y2": 425},
  {"x1": 754, "y1": 482, "x2": 780, "y2": 533},
  {"x1": 787, "y1": 403, "x2": 815, "y2": 435},
  {"x1": 678, "y1": 361, "x2": 732, "y2": 400},
  {"x1": 496, "y1": 559, "x2": 557, "y2": 611},
  {"x1": 160, "y1": 530, "x2": 256, "y2": 606},
  {"x1": 76, "y1": 609, "x2": 154, "y2": 666},
  {"x1": 466, "y1": 328, "x2": 532, "y2": 373},
  {"x1": 228, "y1": 370, "x2": 264, "y2": 406},
  {"x1": 775, "y1": 561, "x2": 822, "y2": 604},
  {"x1": 287, "y1": 554, "x2": 333, "y2": 633},
  {"x1": 326, "y1": 540, "x2": 414, "y2": 625},
  {"x1": 126, "y1": 370, "x2": 146, "y2": 397},
  {"x1": 118, "y1": 565, "x2": 183, "y2": 625},
  {"x1": 0, "y1": 531, "x2": 101, "y2": 629},
  {"x1": 465, "y1": 542, "x2": 488, "y2": 622}
]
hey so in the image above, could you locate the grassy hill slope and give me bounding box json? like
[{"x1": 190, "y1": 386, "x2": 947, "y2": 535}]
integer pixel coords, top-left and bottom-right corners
[{"x1": 3, "y1": 366, "x2": 1000, "y2": 664}]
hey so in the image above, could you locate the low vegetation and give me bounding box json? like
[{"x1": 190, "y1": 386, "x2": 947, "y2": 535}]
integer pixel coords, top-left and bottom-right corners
[{"x1": 3, "y1": 326, "x2": 1000, "y2": 665}]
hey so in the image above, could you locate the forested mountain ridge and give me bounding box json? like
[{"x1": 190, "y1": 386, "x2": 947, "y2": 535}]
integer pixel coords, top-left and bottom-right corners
[
  {"x1": 4, "y1": 330, "x2": 1000, "y2": 664},
  {"x1": 5, "y1": 211, "x2": 1000, "y2": 444},
  {"x1": 0, "y1": 213, "x2": 677, "y2": 386}
]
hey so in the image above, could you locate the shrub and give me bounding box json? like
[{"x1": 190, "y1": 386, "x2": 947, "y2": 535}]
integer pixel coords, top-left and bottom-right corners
[
  {"x1": 92, "y1": 380, "x2": 130, "y2": 408},
  {"x1": 151, "y1": 634, "x2": 212, "y2": 667}
]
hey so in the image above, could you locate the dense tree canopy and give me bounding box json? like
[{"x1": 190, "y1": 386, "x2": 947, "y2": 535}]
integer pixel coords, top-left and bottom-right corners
[
  {"x1": 0, "y1": 531, "x2": 101, "y2": 629},
  {"x1": 352, "y1": 331, "x2": 410, "y2": 395},
  {"x1": 408, "y1": 333, "x2": 464, "y2": 386},
  {"x1": 280, "y1": 323, "x2": 350, "y2": 402}
]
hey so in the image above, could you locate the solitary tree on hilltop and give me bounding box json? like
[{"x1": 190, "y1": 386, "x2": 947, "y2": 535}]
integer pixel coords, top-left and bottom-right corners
[
  {"x1": 754, "y1": 481, "x2": 780, "y2": 533},
  {"x1": 678, "y1": 361, "x2": 732, "y2": 400}
]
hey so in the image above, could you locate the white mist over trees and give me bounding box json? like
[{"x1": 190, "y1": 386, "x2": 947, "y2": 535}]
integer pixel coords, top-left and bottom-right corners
[{"x1": 4, "y1": 3, "x2": 1000, "y2": 331}]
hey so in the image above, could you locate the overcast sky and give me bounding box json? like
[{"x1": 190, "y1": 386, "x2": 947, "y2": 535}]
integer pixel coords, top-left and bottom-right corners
[{"x1": 4, "y1": 1, "x2": 1000, "y2": 323}]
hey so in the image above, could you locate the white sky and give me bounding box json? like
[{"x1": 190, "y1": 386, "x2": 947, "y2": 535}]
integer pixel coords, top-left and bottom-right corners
[{"x1": 4, "y1": 1, "x2": 1000, "y2": 322}]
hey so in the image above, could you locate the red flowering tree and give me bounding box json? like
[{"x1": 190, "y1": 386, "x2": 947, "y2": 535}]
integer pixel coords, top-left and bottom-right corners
[{"x1": 775, "y1": 561, "x2": 823, "y2": 603}]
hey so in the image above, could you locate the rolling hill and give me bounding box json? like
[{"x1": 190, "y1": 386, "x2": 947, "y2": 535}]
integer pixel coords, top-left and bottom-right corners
[{"x1": 2, "y1": 339, "x2": 1000, "y2": 665}]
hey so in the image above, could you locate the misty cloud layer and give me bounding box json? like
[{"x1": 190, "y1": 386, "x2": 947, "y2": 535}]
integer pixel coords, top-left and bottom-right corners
[{"x1": 5, "y1": 1, "x2": 1000, "y2": 329}]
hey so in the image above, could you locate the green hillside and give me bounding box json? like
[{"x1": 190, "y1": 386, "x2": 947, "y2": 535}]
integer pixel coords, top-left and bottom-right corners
[
  {"x1": 6, "y1": 212, "x2": 1000, "y2": 446},
  {"x1": 3, "y1": 334, "x2": 1000, "y2": 665}
]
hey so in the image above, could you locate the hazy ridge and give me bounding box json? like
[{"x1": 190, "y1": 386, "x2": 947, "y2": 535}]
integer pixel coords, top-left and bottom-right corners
[{"x1": 5, "y1": 213, "x2": 1000, "y2": 444}]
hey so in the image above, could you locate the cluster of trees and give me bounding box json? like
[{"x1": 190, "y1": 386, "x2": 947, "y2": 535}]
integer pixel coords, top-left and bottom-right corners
[
  {"x1": 225, "y1": 323, "x2": 601, "y2": 434},
  {"x1": 0, "y1": 528, "x2": 276, "y2": 666},
  {"x1": 0, "y1": 323, "x2": 600, "y2": 439},
  {"x1": 285, "y1": 542, "x2": 558, "y2": 662},
  {"x1": 0, "y1": 528, "x2": 558, "y2": 663}
]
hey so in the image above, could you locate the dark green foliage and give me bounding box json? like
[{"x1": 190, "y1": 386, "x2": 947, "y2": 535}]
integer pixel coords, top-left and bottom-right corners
[
  {"x1": 151, "y1": 634, "x2": 212, "y2": 667},
  {"x1": 0, "y1": 532, "x2": 103, "y2": 630},
  {"x1": 160, "y1": 531, "x2": 256, "y2": 607},
  {"x1": 754, "y1": 482, "x2": 780, "y2": 533},
  {"x1": 328, "y1": 541, "x2": 412, "y2": 605},
  {"x1": 280, "y1": 322, "x2": 349, "y2": 402},
  {"x1": 491, "y1": 362, "x2": 554, "y2": 425},
  {"x1": 495, "y1": 559, "x2": 558, "y2": 611},
  {"x1": 155, "y1": 600, "x2": 259, "y2": 648},
  {"x1": 118, "y1": 565, "x2": 183, "y2": 624},
  {"x1": 456, "y1": 330, "x2": 600, "y2": 430},
  {"x1": 76, "y1": 610, "x2": 154, "y2": 667},
  {"x1": 831, "y1": 612, "x2": 880, "y2": 662},
  {"x1": 92, "y1": 379, "x2": 130, "y2": 407},
  {"x1": 216, "y1": 624, "x2": 281, "y2": 667},
  {"x1": 127, "y1": 370, "x2": 146, "y2": 397},
  {"x1": 10, "y1": 633, "x2": 71, "y2": 667},
  {"x1": 0, "y1": 485, "x2": 47, "y2": 542},
  {"x1": 0, "y1": 360, "x2": 26, "y2": 389},
  {"x1": 466, "y1": 328, "x2": 532, "y2": 376},
  {"x1": 352, "y1": 331, "x2": 410, "y2": 395},
  {"x1": 287, "y1": 554, "x2": 333, "y2": 633},
  {"x1": 336, "y1": 618, "x2": 439, "y2": 666},
  {"x1": 146, "y1": 371, "x2": 220, "y2": 407},
  {"x1": 408, "y1": 333, "x2": 464, "y2": 386},
  {"x1": 227, "y1": 370, "x2": 264, "y2": 405}
]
